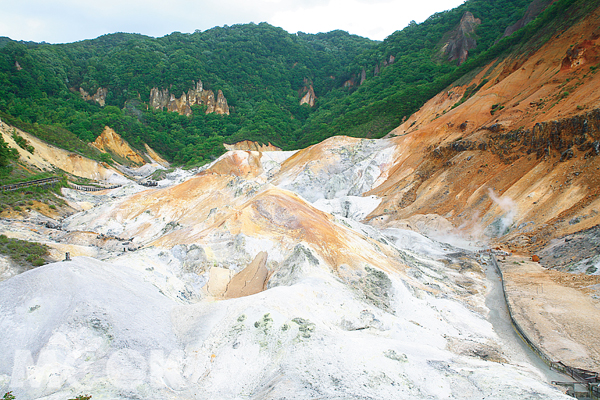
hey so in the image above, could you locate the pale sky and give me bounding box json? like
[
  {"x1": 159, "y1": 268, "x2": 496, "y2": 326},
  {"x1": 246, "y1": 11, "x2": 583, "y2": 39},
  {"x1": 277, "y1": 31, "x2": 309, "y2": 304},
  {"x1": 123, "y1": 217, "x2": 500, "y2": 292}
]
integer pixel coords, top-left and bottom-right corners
[{"x1": 0, "y1": 0, "x2": 465, "y2": 44}]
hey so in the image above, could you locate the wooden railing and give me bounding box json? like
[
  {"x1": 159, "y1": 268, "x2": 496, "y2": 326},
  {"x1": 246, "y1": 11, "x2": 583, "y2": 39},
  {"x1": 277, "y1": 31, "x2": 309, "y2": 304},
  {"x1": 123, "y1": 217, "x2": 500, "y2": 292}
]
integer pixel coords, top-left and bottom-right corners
[
  {"x1": 1, "y1": 177, "x2": 123, "y2": 193},
  {"x1": 0, "y1": 177, "x2": 61, "y2": 191}
]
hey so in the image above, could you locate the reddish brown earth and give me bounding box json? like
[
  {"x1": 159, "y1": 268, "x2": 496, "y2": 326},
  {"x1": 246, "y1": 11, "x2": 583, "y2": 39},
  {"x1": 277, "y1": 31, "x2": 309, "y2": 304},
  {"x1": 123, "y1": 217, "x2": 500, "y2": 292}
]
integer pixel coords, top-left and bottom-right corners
[
  {"x1": 375, "y1": 6, "x2": 600, "y2": 255},
  {"x1": 363, "y1": 6, "x2": 600, "y2": 371}
]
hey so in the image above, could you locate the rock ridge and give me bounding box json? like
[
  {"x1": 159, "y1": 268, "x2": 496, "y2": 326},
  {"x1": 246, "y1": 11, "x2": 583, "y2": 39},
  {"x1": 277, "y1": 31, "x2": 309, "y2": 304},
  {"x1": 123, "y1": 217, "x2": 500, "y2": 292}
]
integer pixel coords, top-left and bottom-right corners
[
  {"x1": 91, "y1": 126, "x2": 146, "y2": 165},
  {"x1": 438, "y1": 11, "x2": 481, "y2": 65}
]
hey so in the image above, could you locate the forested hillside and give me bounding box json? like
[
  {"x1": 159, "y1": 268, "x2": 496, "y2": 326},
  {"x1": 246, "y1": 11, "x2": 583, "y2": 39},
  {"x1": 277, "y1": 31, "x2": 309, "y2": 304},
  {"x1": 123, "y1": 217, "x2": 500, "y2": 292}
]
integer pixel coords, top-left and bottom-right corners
[{"x1": 0, "y1": 0, "x2": 583, "y2": 167}]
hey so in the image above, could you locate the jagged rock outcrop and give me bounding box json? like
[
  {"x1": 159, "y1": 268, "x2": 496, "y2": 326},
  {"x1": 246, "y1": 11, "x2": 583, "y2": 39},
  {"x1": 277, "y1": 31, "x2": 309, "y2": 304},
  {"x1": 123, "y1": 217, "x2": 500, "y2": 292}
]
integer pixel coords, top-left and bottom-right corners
[
  {"x1": 343, "y1": 76, "x2": 356, "y2": 88},
  {"x1": 79, "y1": 87, "x2": 108, "y2": 107},
  {"x1": 91, "y1": 126, "x2": 146, "y2": 165},
  {"x1": 299, "y1": 78, "x2": 317, "y2": 107},
  {"x1": 439, "y1": 11, "x2": 481, "y2": 65},
  {"x1": 149, "y1": 87, "x2": 170, "y2": 110},
  {"x1": 502, "y1": 0, "x2": 556, "y2": 38},
  {"x1": 211, "y1": 90, "x2": 230, "y2": 114},
  {"x1": 149, "y1": 80, "x2": 230, "y2": 116},
  {"x1": 561, "y1": 39, "x2": 598, "y2": 71},
  {"x1": 360, "y1": 67, "x2": 367, "y2": 85}
]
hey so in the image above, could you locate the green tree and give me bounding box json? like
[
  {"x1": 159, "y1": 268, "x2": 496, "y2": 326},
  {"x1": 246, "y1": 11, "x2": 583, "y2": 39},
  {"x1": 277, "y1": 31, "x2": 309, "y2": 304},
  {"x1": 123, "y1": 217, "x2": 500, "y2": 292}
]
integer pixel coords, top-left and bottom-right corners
[{"x1": 0, "y1": 133, "x2": 18, "y2": 169}]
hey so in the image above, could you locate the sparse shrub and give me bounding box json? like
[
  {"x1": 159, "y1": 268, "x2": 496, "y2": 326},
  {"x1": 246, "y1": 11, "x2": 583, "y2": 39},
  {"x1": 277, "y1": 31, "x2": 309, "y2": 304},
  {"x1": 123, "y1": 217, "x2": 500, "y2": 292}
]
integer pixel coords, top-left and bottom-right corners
[
  {"x1": 490, "y1": 104, "x2": 505, "y2": 115},
  {"x1": 11, "y1": 130, "x2": 34, "y2": 154},
  {"x1": 32, "y1": 258, "x2": 45, "y2": 267},
  {"x1": 99, "y1": 153, "x2": 113, "y2": 164},
  {"x1": 0, "y1": 235, "x2": 48, "y2": 267}
]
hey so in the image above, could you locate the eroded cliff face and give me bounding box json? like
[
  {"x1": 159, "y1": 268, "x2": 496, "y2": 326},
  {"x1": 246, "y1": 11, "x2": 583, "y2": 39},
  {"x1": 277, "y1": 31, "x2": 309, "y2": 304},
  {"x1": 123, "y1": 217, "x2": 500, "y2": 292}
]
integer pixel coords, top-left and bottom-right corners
[
  {"x1": 502, "y1": 0, "x2": 556, "y2": 38},
  {"x1": 377, "y1": 5, "x2": 600, "y2": 257},
  {"x1": 149, "y1": 80, "x2": 230, "y2": 116},
  {"x1": 438, "y1": 11, "x2": 481, "y2": 65},
  {"x1": 344, "y1": 56, "x2": 396, "y2": 88},
  {"x1": 91, "y1": 126, "x2": 146, "y2": 166},
  {"x1": 79, "y1": 87, "x2": 108, "y2": 107},
  {"x1": 144, "y1": 143, "x2": 170, "y2": 168},
  {"x1": 299, "y1": 78, "x2": 317, "y2": 107}
]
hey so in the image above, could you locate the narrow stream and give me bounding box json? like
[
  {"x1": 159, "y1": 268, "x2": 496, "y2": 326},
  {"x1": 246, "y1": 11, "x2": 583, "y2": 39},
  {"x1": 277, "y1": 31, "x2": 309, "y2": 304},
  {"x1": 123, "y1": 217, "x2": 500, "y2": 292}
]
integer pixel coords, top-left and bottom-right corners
[{"x1": 481, "y1": 257, "x2": 572, "y2": 385}]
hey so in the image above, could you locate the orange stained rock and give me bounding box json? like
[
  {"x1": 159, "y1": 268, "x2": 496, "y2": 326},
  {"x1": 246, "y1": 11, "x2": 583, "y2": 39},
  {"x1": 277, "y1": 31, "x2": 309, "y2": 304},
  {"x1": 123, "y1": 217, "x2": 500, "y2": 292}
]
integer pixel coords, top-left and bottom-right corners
[
  {"x1": 223, "y1": 251, "x2": 269, "y2": 299},
  {"x1": 152, "y1": 186, "x2": 414, "y2": 279},
  {"x1": 0, "y1": 126, "x2": 123, "y2": 181},
  {"x1": 92, "y1": 126, "x2": 146, "y2": 166},
  {"x1": 367, "y1": 8, "x2": 600, "y2": 251},
  {"x1": 500, "y1": 256, "x2": 600, "y2": 370},
  {"x1": 144, "y1": 143, "x2": 170, "y2": 167}
]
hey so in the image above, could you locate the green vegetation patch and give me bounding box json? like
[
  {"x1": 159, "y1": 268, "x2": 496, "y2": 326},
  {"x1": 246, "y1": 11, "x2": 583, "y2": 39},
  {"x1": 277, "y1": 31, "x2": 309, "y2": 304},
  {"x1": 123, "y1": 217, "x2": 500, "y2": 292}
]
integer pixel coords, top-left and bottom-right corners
[
  {"x1": 10, "y1": 129, "x2": 34, "y2": 153},
  {"x1": 490, "y1": 103, "x2": 505, "y2": 115},
  {"x1": 291, "y1": 317, "x2": 316, "y2": 340},
  {"x1": 0, "y1": 178, "x2": 67, "y2": 212},
  {"x1": 359, "y1": 266, "x2": 393, "y2": 312},
  {"x1": 0, "y1": 134, "x2": 19, "y2": 176},
  {"x1": 0, "y1": 234, "x2": 48, "y2": 267}
]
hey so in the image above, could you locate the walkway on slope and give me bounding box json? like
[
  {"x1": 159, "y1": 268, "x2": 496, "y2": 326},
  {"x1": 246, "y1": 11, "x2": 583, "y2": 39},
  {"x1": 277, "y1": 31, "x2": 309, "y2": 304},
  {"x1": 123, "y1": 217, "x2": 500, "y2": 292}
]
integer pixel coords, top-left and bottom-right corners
[{"x1": 0, "y1": 177, "x2": 61, "y2": 191}]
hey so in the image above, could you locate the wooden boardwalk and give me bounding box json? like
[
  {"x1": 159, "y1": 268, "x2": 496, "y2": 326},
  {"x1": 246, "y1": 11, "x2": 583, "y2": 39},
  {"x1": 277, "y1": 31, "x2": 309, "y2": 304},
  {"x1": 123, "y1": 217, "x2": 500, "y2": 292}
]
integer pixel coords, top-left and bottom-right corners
[
  {"x1": 0, "y1": 177, "x2": 61, "y2": 192},
  {"x1": 1, "y1": 177, "x2": 121, "y2": 192}
]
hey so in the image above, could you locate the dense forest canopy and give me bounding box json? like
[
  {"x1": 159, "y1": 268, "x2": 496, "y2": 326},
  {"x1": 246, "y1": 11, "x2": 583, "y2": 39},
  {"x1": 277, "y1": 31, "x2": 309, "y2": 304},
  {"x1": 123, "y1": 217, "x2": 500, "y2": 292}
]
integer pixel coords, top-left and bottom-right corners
[{"x1": 0, "y1": 0, "x2": 583, "y2": 167}]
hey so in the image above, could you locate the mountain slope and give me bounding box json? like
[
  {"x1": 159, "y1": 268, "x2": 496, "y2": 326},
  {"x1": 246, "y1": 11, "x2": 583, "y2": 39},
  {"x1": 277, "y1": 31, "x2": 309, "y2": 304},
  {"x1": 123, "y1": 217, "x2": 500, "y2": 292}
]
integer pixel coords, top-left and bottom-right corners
[
  {"x1": 369, "y1": 0, "x2": 600, "y2": 265},
  {"x1": 0, "y1": 0, "x2": 546, "y2": 167}
]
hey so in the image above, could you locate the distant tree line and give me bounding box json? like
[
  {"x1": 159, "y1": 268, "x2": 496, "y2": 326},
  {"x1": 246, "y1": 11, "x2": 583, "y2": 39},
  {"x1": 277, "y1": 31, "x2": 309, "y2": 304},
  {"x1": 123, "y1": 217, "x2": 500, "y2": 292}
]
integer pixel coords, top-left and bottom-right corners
[{"x1": 0, "y1": 0, "x2": 588, "y2": 167}]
